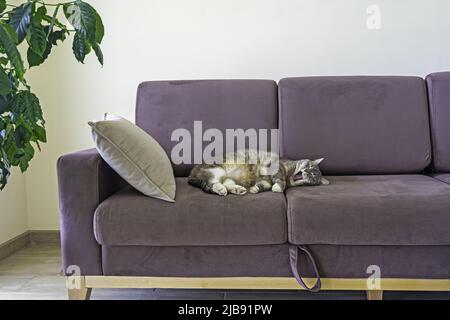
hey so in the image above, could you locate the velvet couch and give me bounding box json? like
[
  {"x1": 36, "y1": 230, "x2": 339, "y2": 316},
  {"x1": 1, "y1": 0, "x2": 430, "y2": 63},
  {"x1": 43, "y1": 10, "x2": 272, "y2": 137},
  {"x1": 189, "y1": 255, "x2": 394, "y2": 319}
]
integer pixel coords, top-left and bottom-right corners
[{"x1": 57, "y1": 72, "x2": 450, "y2": 300}]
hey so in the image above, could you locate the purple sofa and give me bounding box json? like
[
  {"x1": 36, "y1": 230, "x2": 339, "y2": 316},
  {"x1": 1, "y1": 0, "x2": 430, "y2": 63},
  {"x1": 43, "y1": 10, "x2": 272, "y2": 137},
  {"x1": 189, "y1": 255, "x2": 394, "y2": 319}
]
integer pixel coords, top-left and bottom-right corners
[{"x1": 57, "y1": 73, "x2": 450, "y2": 300}]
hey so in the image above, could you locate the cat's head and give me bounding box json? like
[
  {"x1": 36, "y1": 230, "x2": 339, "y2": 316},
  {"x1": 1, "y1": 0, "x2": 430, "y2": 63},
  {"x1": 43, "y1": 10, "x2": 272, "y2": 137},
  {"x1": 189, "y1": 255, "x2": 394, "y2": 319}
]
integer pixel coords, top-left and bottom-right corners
[{"x1": 293, "y1": 158, "x2": 324, "y2": 179}]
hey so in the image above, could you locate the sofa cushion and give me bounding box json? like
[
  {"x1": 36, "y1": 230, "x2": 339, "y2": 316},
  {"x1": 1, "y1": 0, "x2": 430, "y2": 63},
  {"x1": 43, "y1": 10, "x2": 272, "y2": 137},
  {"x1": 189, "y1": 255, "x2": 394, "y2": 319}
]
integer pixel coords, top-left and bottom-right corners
[
  {"x1": 279, "y1": 77, "x2": 431, "y2": 174},
  {"x1": 426, "y1": 72, "x2": 450, "y2": 172},
  {"x1": 287, "y1": 175, "x2": 450, "y2": 246},
  {"x1": 94, "y1": 178, "x2": 287, "y2": 246},
  {"x1": 430, "y1": 174, "x2": 450, "y2": 185},
  {"x1": 136, "y1": 80, "x2": 278, "y2": 177},
  {"x1": 89, "y1": 115, "x2": 176, "y2": 202}
]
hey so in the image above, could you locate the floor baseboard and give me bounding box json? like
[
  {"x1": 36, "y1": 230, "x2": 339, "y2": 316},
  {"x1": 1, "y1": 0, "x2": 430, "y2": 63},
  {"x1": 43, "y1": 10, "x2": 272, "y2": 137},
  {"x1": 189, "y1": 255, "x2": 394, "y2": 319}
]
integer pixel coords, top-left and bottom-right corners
[
  {"x1": 0, "y1": 232, "x2": 30, "y2": 261},
  {"x1": 0, "y1": 230, "x2": 60, "y2": 261},
  {"x1": 30, "y1": 230, "x2": 60, "y2": 245}
]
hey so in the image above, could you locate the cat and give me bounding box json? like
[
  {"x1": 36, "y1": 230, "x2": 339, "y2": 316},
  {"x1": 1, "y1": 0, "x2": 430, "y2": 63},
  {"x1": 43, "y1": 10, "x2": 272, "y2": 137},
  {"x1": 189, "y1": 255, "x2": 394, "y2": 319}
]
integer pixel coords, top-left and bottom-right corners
[
  {"x1": 271, "y1": 158, "x2": 330, "y2": 193},
  {"x1": 188, "y1": 149, "x2": 329, "y2": 196}
]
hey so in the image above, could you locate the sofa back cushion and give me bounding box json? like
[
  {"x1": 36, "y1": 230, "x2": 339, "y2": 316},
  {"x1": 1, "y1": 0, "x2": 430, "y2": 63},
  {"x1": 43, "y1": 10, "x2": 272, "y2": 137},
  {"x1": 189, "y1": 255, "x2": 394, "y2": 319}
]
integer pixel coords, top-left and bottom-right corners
[
  {"x1": 279, "y1": 76, "x2": 431, "y2": 175},
  {"x1": 426, "y1": 72, "x2": 450, "y2": 172},
  {"x1": 136, "y1": 80, "x2": 278, "y2": 177}
]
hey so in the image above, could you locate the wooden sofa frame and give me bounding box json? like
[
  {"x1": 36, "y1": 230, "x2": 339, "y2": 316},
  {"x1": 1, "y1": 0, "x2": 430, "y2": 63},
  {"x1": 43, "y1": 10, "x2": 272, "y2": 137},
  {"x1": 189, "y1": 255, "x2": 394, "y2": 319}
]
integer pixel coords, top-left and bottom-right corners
[{"x1": 67, "y1": 276, "x2": 450, "y2": 300}]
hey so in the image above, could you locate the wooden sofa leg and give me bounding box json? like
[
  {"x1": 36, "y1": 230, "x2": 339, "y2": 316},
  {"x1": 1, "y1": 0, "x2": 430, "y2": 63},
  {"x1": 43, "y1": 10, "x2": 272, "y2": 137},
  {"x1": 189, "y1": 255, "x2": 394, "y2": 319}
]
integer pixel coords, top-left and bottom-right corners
[
  {"x1": 67, "y1": 276, "x2": 92, "y2": 300},
  {"x1": 68, "y1": 287, "x2": 92, "y2": 300},
  {"x1": 366, "y1": 290, "x2": 383, "y2": 300}
]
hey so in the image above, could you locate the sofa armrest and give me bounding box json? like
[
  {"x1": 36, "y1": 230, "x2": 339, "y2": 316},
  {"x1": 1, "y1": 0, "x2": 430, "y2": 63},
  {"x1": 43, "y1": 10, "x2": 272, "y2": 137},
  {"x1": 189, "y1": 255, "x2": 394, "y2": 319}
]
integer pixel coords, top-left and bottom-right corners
[{"x1": 57, "y1": 148, "x2": 127, "y2": 275}]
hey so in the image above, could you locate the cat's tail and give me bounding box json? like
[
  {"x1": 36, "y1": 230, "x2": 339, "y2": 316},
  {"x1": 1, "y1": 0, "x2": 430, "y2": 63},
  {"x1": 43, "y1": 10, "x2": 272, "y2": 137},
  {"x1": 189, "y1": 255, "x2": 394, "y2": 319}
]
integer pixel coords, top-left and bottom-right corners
[{"x1": 188, "y1": 177, "x2": 214, "y2": 194}]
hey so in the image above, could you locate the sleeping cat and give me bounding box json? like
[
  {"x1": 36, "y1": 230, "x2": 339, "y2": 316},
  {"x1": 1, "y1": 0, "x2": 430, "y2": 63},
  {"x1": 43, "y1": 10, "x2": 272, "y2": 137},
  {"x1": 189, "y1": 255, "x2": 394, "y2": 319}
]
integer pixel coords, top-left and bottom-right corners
[
  {"x1": 271, "y1": 157, "x2": 330, "y2": 192},
  {"x1": 188, "y1": 149, "x2": 329, "y2": 196}
]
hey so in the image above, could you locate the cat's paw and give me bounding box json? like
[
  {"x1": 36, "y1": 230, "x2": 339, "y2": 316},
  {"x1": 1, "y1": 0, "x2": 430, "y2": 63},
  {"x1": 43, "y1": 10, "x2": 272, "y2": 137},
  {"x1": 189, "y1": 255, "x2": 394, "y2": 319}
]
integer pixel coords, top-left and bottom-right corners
[
  {"x1": 212, "y1": 183, "x2": 228, "y2": 196},
  {"x1": 249, "y1": 186, "x2": 260, "y2": 194},
  {"x1": 231, "y1": 185, "x2": 247, "y2": 196},
  {"x1": 271, "y1": 183, "x2": 284, "y2": 193}
]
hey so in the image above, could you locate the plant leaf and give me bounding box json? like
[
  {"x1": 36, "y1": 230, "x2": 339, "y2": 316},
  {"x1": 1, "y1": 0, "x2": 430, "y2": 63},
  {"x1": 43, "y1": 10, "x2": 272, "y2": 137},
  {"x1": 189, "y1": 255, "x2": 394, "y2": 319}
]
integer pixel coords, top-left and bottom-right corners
[
  {"x1": 19, "y1": 157, "x2": 28, "y2": 172},
  {"x1": 2, "y1": 21, "x2": 18, "y2": 42},
  {"x1": 0, "y1": 0, "x2": 6, "y2": 14},
  {"x1": 27, "y1": 47, "x2": 44, "y2": 68},
  {"x1": 4, "y1": 90, "x2": 44, "y2": 175},
  {"x1": 14, "y1": 124, "x2": 30, "y2": 148},
  {"x1": 17, "y1": 142, "x2": 35, "y2": 172},
  {"x1": 34, "y1": 125, "x2": 46, "y2": 143},
  {"x1": 0, "y1": 67, "x2": 11, "y2": 96},
  {"x1": 93, "y1": 8, "x2": 104, "y2": 43},
  {"x1": 72, "y1": 31, "x2": 89, "y2": 63},
  {"x1": 9, "y1": 91, "x2": 44, "y2": 124},
  {"x1": 28, "y1": 19, "x2": 47, "y2": 56},
  {"x1": 64, "y1": 2, "x2": 96, "y2": 42},
  {"x1": 1, "y1": 114, "x2": 13, "y2": 188},
  {"x1": 48, "y1": 29, "x2": 66, "y2": 45},
  {"x1": 63, "y1": 3, "x2": 81, "y2": 29},
  {"x1": 0, "y1": 94, "x2": 8, "y2": 113},
  {"x1": 0, "y1": 22, "x2": 24, "y2": 79},
  {"x1": 0, "y1": 57, "x2": 8, "y2": 65},
  {"x1": 3, "y1": 128, "x2": 16, "y2": 164},
  {"x1": 27, "y1": 28, "x2": 67, "y2": 68},
  {"x1": 91, "y1": 42, "x2": 103, "y2": 65},
  {"x1": 0, "y1": 154, "x2": 11, "y2": 189},
  {"x1": 8, "y1": 3, "x2": 32, "y2": 43},
  {"x1": 35, "y1": 6, "x2": 47, "y2": 22}
]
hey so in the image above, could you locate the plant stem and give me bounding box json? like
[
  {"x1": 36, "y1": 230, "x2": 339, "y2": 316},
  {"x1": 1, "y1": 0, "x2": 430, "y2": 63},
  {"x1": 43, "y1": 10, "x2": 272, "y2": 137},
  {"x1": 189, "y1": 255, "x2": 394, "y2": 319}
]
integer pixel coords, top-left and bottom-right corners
[{"x1": 36, "y1": 1, "x2": 76, "y2": 6}]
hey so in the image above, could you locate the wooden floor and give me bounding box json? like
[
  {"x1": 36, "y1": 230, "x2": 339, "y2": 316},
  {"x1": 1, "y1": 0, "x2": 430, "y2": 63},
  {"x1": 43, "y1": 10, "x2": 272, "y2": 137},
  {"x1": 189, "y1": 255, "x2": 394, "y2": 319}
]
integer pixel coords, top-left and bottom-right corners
[{"x1": 0, "y1": 244, "x2": 450, "y2": 300}]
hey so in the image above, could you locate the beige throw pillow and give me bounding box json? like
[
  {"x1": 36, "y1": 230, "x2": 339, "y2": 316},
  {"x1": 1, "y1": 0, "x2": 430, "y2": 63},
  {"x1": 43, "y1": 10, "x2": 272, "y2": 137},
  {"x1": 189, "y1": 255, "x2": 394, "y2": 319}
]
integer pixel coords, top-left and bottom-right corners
[{"x1": 89, "y1": 114, "x2": 176, "y2": 202}]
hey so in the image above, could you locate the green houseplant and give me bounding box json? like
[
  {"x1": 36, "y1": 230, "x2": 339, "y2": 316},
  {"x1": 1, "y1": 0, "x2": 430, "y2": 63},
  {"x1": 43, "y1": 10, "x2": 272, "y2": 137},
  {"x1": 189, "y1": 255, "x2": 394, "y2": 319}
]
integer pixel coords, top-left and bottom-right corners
[{"x1": 0, "y1": 0, "x2": 104, "y2": 189}]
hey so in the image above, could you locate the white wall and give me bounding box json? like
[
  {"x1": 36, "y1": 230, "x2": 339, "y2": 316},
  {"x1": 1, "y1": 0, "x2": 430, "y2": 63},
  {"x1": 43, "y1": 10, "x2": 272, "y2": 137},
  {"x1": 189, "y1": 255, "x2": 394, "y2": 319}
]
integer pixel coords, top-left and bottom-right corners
[
  {"x1": 0, "y1": 170, "x2": 28, "y2": 244},
  {"x1": 20, "y1": 0, "x2": 450, "y2": 230}
]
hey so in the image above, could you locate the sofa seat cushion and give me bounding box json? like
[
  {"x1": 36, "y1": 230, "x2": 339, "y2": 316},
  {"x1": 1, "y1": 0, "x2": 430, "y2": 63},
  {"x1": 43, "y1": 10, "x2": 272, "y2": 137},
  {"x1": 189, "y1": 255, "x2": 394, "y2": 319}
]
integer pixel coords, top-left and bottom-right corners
[
  {"x1": 94, "y1": 178, "x2": 287, "y2": 246},
  {"x1": 287, "y1": 175, "x2": 450, "y2": 246},
  {"x1": 431, "y1": 174, "x2": 450, "y2": 185}
]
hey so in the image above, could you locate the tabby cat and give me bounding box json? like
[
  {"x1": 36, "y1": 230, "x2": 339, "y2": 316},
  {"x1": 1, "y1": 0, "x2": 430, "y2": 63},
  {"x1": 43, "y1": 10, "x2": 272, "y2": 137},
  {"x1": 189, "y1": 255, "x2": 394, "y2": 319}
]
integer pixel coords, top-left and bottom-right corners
[{"x1": 188, "y1": 149, "x2": 329, "y2": 196}]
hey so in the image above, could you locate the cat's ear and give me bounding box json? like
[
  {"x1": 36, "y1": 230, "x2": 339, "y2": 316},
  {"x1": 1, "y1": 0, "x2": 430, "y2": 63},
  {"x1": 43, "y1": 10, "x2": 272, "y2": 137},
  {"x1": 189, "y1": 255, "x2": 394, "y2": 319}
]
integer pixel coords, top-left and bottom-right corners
[{"x1": 313, "y1": 158, "x2": 324, "y2": 165}]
